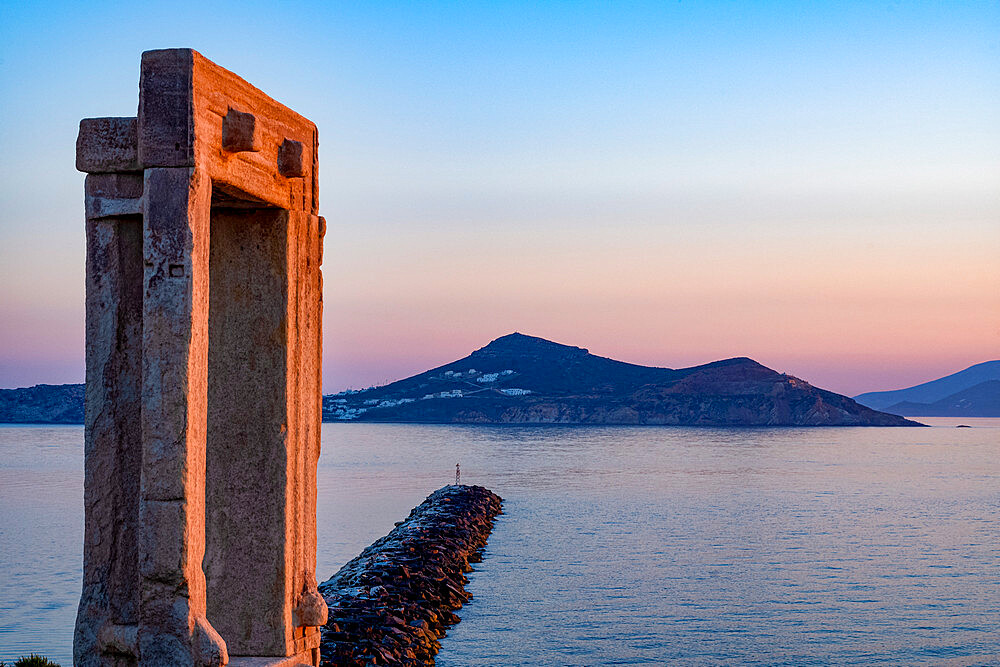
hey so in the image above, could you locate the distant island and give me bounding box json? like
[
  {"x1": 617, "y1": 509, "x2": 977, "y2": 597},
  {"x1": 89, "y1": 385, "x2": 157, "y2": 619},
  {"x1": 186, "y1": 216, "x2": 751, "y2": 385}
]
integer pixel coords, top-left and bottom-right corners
[
  {"x1": 854, "y1": 360, "x2": 1000, "y2": 418},
  {"x1": 0, "y1": 383, "x2": 84, "y2": 423},
  {"x1": 323, "y1": 333, "x2": 919, "y2": 426},
  {"x1": 12, "y1": 336, "x2": 996, "y2": 425}
]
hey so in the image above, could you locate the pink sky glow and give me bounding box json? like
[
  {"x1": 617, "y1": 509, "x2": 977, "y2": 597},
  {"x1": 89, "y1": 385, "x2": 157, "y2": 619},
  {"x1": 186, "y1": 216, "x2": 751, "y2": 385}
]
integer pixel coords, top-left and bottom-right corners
[{"x1": 1, "y1": 2, "x2": 998, "y2": 398}]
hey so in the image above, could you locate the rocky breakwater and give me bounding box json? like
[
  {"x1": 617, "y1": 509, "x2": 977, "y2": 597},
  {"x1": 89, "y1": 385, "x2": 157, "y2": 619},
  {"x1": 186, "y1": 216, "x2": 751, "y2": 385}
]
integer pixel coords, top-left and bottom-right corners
[{"x1": 318, "y1": 485, "x2": 503, "y2": 666}]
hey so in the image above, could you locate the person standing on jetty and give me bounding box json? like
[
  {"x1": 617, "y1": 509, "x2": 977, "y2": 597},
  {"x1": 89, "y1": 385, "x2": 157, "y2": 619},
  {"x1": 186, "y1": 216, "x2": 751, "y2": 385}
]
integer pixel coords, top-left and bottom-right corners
[{"x1": 456, "y1": 463, "x2": 461, "y2": 485}]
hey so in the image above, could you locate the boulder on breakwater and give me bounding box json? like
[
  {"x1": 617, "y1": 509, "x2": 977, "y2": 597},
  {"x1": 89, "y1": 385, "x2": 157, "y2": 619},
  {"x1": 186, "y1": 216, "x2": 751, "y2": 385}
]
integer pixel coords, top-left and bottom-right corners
[{"x1": 318, "y1": 485, "x2": 503, "y2": 666}]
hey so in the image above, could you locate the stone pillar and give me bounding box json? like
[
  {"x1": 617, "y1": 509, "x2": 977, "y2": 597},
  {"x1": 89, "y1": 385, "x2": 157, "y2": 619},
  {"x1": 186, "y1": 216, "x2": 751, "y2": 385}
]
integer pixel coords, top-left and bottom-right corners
[
  {"x1": 76, "y1": 163, "x2": 145, "y2": 667},
  {"x1": 138, "y1": 165, "x2": 225, "y2": 665},
  {"x1": 75, "y1": 49, "x2": 326, "y2": 667}
]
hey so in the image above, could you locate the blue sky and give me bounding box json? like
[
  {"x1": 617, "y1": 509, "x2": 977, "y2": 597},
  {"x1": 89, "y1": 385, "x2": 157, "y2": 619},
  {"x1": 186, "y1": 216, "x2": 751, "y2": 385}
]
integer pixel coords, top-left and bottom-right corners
[{"x1": 1, "y1": 1, "x2": 998, "y2": 393}]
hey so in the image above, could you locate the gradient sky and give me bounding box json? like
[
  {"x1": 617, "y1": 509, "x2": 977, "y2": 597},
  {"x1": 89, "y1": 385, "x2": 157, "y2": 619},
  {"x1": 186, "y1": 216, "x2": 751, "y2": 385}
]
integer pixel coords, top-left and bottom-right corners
[{"x1": 1, "y1": 1, "x2": 997, "y2": 396}]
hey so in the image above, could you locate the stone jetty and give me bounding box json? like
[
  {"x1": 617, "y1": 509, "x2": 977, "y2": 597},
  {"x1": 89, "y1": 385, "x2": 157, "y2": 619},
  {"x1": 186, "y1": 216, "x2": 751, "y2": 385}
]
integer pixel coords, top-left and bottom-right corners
[{"x1": 318, "y1": 485, "x2": 503, "y2": 666}]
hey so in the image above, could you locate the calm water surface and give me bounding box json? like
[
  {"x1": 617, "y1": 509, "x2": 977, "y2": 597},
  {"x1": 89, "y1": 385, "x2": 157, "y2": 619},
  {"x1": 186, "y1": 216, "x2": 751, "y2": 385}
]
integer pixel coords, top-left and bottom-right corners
[{"x1": 1, "y1": 420, "x2": 998, "y2": 665}]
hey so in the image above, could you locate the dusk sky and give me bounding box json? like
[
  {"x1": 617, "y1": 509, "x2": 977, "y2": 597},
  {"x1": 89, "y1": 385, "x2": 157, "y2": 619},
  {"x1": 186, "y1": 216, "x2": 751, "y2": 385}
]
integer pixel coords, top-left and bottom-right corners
[{"x1": 1, "y1": 1, "x2": 997, "y2": 396}]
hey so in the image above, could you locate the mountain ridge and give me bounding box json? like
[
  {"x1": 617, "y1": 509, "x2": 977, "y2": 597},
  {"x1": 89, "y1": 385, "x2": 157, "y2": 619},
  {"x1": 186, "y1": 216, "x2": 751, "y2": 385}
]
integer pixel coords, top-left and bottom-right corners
[
  {"x1": 854, "y1": 360, "x2": 1000, "y2": 411},
  {"x1": 884, "y1": 380, "x2": 1000, "y2": 417},
  {"x1": 324, "y1": 333, "x2": 919, "y2": 426}
]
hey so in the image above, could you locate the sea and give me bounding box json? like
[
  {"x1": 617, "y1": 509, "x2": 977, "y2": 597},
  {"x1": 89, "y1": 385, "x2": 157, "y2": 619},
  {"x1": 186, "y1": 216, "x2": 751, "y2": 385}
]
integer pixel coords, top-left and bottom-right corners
[{"x1": 1, "y1": 419, "x2": 998, "y2": 666}]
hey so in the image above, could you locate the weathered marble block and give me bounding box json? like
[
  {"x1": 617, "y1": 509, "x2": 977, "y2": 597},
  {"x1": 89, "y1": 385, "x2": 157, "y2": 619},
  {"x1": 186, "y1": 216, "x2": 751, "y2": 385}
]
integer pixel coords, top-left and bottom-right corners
[{"x1": 75, "y1": 48, "x2": 326, "y2": 667}]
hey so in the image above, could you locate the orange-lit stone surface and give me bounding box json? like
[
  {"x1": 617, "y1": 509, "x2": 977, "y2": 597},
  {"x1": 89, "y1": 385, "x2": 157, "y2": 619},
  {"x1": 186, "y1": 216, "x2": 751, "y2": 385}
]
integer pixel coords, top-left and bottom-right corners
[{"x1": 75, "y1": 49, "x2": 326, "y2": 667}]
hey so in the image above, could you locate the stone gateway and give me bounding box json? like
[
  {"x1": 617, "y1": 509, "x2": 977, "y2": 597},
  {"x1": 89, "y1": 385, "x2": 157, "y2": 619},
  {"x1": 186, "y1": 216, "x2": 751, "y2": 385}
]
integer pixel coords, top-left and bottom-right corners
[{"x1": 75, "y1": 49, "x2": 327, "y2": 666}]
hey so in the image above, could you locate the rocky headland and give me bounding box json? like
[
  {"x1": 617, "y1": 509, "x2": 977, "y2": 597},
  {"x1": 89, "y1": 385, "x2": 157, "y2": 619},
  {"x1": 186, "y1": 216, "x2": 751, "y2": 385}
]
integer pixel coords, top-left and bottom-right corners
[
  {"x1": 318, "y1": 485, "x2": 503, "y2": 666},
  {"x1": 324, "y1": 333, "x2": 920, "y2": 426}
]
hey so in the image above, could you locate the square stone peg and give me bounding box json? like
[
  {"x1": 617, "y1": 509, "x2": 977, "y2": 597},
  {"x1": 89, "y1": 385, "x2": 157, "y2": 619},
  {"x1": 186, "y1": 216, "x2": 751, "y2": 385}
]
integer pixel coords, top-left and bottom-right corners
[
  {"x1": 222, "y1": 108, "x2": 259, "y2": 152},
  {"x1": 278, "y1": 139, "x2": 304, "y2": 178}
]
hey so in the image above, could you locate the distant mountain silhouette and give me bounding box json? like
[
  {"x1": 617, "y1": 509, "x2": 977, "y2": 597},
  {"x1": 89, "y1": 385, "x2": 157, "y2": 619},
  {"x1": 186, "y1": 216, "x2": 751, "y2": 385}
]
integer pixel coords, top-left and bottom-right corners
[
  {"x1": 324, "y1": 333, "x2": 919, "y2": 426},
  {"x1": 883, "y1": 380, "x2": 1000, "y2": 417},
  {"x1": 0, "y1": 383, "x2": 84, "y2": 423},
  {"x1": 854, "y1": 360, "x2": 1000, "y2": 411}
]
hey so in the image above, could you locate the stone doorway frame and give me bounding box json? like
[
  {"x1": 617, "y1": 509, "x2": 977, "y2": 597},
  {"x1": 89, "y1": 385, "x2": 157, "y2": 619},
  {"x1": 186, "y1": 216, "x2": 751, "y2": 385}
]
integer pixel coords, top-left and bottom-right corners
[{"x1": 75, "y1": 49, "x2": 326, "y2": 666}]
